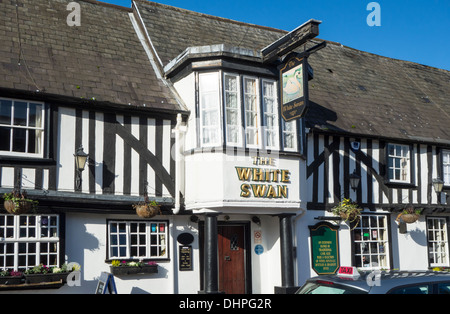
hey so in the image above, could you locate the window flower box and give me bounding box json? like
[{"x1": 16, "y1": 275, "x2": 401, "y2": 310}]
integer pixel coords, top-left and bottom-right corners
[
  {"x1": 110, "y1": 260, "x2": 158, "y2": 276},
  {"x1": 24, "y1": 272, "x2": 70, "y2": 284},
  {"x1": 0, "y1": 271, "x2": 24, "y2": 285},
  {"x1": 23, "y1": 263, "x2": 80, "y2": 284}
]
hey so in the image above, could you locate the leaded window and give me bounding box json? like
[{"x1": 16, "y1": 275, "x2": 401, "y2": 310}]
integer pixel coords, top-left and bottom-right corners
[{"x1": 108, "y1": 220, "x2": 168, "y2": 260}]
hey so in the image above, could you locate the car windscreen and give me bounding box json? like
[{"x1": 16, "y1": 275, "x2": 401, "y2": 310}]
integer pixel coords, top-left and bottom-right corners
[{"x1": 297, "y1": 280, "x2": 368, "y2": 294}]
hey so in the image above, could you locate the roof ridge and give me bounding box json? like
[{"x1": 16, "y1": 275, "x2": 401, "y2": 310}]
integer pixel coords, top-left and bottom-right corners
[{"x1": 133, "y1": 0, "x2": 286, "y2": 34}]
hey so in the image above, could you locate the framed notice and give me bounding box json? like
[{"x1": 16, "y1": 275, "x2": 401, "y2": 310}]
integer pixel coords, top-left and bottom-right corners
[
  {"x1": 179, "y1": 245, "x2": 193, "y2": 271},
  {"x1": 280, "y1": 55, "x2": 310, "y2": 122},
  {"x1": 309, "y1": 222, "x2": 340, "y2": 275}
]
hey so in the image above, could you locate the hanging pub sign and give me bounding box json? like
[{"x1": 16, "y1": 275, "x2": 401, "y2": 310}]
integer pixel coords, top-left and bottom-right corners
[
  {"x1": 280, "y1": 54, "x2": 310, "y2": 122},
  {"x1": 309, "y1": 222, "x2": 340, "y2": 275}
]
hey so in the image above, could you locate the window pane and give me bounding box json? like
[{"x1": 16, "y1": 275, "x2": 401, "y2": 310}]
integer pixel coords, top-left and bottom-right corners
[
  {"x1": 0, "y1": 100, "x2": 12, "y2": 125},
  {"x1": 0, "y1": 127, "x2": 10, "y2": 151},
  {"x1": 12, "y1": 128, "x2": 26, "y2": 152},
  {"x1": 199, "y1": 73, "x2": 220, "y2": 146},
  {"x1": 28, "y1": 103, "x2": 42, "y2": 128},
  {"x1": 13, "y1": 102, "x2": 27, "y2": 126}
]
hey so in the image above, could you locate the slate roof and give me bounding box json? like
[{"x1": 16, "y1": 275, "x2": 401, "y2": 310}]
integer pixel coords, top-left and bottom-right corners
[
  {"x1": 135, "y1": 0, "x2": 450, "y2": 145},
  {"x1": 0, "y1": 0, "x2": 182, "y2": 112}
]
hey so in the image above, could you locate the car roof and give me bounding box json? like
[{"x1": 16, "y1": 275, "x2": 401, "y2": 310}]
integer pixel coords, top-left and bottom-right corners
[{"x1": 306, "y1": 271, "x2": 450, "y2": 293}]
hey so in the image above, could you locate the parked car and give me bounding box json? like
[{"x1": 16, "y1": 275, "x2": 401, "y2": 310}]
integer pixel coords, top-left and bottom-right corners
[{"x1": 297, "y1": 267, "x2": 450, "y2": 294}]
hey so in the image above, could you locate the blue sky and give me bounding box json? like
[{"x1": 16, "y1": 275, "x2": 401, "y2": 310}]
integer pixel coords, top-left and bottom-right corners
[{"x1": 105, "y1": 0, "x2": 449, "y2": 70}]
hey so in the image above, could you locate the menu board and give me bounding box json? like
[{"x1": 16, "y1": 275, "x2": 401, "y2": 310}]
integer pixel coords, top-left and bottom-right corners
[
  {"x1": 309, "y1": 222, "x2": 340, "y2": 275},
  {"x1": 179, "y1": 245, "x2": 193, "y2": 271}
]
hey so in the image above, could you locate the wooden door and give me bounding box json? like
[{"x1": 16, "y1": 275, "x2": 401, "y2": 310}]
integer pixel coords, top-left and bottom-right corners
[{"x1": 218, "y1": 225, "x2": 246, "y2": 294}]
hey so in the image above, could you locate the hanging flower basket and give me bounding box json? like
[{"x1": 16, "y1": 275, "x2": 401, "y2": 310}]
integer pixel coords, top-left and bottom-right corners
[
  {"x1": 332, "y1": 198, "x2": 362, "y2": 230},
  {"x1": 133, "y1": 201, "x2": 161, "y2": 218},
  {"x1": 3, "y1": 190, "x2": 38, "y2": 215},
  {"x1": 396, "y1": 207, "x2": 422, "y2": 224}
]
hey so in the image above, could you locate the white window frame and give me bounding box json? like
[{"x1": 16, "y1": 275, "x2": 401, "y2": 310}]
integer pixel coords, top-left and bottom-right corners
[
  {"x1": 282, "y1": 119, "x2": 298, "y2": 152},
  {"x1": 223, "y1": 73, "x2": 242, "y2": 147},
  {"x1": 107, "y1": 220, "x2": 169, "y2": 260},
  {"x1": 443, "y1": 150, "x2": 450, "y2": 186},
  {"x1": 243, "y1": 76, "x2": 260, "y2": 149},
  {"x1": 0, "y1": 98, "x2": 45, "y2": 158},
  {"x1": 427, "y1": 217, "x2": 449, "y2": 268},
  {"x1": 387, "y1": 143, "x2": 411, "y2": 183},
  {"x1": 353, "y1": 214, "x2": 390, "y2": 270},
  {"x1": 198, "y1": 72, "x2": 222, "y2": 147},
  {"x1": 0, "y1": 214, "x2": 60, "y2": 271},
  {"x1": 261, "y1": 79, "x2": 279, "y2": 150}
]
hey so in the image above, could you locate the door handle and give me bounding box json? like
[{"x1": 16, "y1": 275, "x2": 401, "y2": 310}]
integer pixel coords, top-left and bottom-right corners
[{"x1": 224, "y1": 256, "x2": 231, "y2": 261}]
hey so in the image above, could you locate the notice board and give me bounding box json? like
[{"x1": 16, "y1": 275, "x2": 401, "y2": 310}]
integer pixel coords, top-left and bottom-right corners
[{"x1": 309, "y1": 222, "x2": 340, "y2": 275}]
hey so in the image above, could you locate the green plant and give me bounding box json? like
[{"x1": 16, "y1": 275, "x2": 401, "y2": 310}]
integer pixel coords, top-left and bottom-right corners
[
  {"x1": 332, "y1": 198, "x2": 362, "y2": 224},
  {"x1": 3, "y1": 190, "x2": 38, "y2": 214},
  {"x1": 24, "y1": 263, "x2": 80, "y2": 275},
  {"x1": 396, "y1": 206, "x2": 421, "y2": 223},
  {"x1": 111, "y1": 260, "x2": 157, "y2": 267}
]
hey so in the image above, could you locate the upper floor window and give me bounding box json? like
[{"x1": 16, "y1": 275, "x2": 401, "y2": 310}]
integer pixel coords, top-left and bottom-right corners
[
  {"x1": 442, "y1": 150, "x2": 450, "y2": 186},
  {"x1": 197, "y1": 71, "x2": 299, "y2": 152},
  {"x1": 0, "y1": 98, "x2": 45, "y2": 158},
  {"x1": 387, "y1": 144, "x2": 410, "y2": 183},
  {"x1": 199, "y1": 73, "x2": 222, "y2": 147}
]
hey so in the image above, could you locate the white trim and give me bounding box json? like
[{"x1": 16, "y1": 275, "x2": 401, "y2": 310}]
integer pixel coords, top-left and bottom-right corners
[
  {"x1": 243, "y1": 75, "x2": 261, "y2": 149},
  {"x1": 223, "y1": 72, "x2": 243, "y2": 147}
]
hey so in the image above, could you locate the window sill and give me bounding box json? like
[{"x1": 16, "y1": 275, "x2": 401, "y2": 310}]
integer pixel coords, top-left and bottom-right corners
[
  {"x1": 0, "y1": 155, "x2": 55, "y2": 165},
  {"x1": 385, "y1": 181, "x2": 417, "y2": 189}
]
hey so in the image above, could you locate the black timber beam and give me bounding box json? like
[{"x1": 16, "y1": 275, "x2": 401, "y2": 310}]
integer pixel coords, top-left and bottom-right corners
[{"x1": 261, "y1": 19, "x2": 321, "y2": 63}]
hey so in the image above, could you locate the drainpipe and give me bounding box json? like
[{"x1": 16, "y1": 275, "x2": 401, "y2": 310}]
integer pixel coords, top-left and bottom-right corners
[{"x1": 172, "y1": 113, "x2": 186, "y2": 215}]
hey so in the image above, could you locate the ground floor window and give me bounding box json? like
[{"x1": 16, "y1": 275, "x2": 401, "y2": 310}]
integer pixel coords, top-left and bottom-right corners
[
  {"x1": 427, "y1": 217, "x2": 449, "y2": 267},
  {"x1": 107, "y1": 220, "x2": 168, "y2": 260},
  {"x1": 353, "y1": 215, "x2": 389, "y2": 269},
  {"x1": 0, "y1": 214, "x2": 60, "y2": 271}
]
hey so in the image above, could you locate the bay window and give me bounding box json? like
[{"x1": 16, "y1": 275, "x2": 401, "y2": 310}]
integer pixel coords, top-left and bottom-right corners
[
  {"x1": 0, "y1": 98, "x2": 45, "y2": 158},
  {"x1": 197, "y1": 71, "x2": 300, "y2": 152}
]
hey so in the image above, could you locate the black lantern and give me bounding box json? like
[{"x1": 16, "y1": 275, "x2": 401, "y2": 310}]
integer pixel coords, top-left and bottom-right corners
[
  {"x1": 349, "y1": 170, "x2": 361, "y2": 191},
  {"x1": 74, "y1": 145, "x2": 89, "y2": 190},
  {"x1": 432, "y1": 178, "x2": 444, "y2": 194}
]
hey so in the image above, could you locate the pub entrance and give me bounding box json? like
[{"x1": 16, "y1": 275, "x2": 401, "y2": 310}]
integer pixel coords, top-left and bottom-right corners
[{"x1": 199, "y1": 221, "x2": 252, "y2": 294}]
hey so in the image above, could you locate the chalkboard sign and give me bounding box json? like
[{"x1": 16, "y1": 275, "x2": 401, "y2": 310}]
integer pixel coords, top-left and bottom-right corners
[
  {"x1": 179, "y1": 245, "x2": 193, "y2": 271},
  {"x1": 95, "y1": 272, "x2": 117, "y2": 294}
]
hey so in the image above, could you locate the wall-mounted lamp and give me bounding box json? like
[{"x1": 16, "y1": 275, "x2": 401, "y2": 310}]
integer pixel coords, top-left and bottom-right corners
[
  {"x1": 432, "y1": 178, "x2": 444, "y2": 194},
  {"x1": 349, "y1": 170, "x2": 361, "y2": 191},
  {"x1": 74, "y1": 145, "x2": 89, "y2": 191}
]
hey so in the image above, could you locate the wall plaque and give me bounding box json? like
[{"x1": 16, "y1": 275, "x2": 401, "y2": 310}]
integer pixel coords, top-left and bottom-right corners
[
  {"x1": 179, "y1": 245, "x2": 193, "y2": 271},
  {"x1": 309, "y1": 222, "x2": 340, "y2": 275}
]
